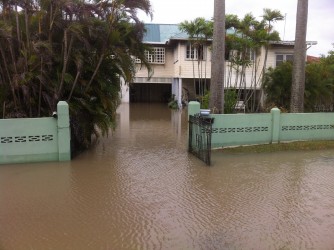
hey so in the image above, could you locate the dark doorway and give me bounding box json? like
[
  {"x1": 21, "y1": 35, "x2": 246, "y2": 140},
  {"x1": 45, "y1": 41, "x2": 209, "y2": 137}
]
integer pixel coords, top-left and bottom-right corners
[{"x1": 130, "y1": 83, "x2": 171, "y2": 103}]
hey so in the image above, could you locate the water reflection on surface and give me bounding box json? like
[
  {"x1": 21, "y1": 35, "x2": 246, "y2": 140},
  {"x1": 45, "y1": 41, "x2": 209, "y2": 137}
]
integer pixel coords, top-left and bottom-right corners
[{"x1": 1, "y1": 103, "x2": 334, "y2": 250}]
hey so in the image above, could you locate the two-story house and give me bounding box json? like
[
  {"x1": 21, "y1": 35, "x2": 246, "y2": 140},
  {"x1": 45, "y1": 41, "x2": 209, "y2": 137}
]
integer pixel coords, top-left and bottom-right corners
[{"x1": 120, "y1": 24, "x2": 317, "y2": 109}]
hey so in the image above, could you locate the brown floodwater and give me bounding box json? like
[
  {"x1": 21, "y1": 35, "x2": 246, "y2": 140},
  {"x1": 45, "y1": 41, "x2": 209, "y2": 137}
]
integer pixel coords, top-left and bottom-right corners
[{"x1": 1, "y1": 103, "x2": 334, "y2": 250}]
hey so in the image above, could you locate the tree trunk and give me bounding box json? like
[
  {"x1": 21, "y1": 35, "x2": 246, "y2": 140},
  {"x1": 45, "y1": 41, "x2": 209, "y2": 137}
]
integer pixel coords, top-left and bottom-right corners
[
  {"x1": 58, "y1": 32, "x2": 75, "y2": 100},
  {"x1": 290, "y1": 0, "x2": 308, "y2": 113},
  {"x1": 85, "y1": 51, "x2": 105, "y2": 92},
  {"x1": 68, "y1": 70, "x2": 81, "y2": 101},
  {"x1": 209, "y1": 0, "x2": 225, "y2": 113},
  {"x1": 15, "y1": 3, "x2": 21, "y2": 49}
]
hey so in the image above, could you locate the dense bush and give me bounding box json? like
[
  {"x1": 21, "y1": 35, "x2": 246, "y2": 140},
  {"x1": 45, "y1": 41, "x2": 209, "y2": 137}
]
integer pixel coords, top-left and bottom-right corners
[
  {"x1": 0, "y1": 0, "x2": 152, "y2": 155},
  {"x1": 264, "y1": 50, "x2": 334, "y2": 112}
]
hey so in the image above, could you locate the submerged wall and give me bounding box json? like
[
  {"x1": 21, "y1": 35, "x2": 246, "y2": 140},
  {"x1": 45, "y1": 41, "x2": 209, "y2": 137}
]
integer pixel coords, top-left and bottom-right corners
[
  {"x1": 0, "y1": 101, "x2": 71, "y2": 164},
  {"x1": 188, "y1": 101, "x2": 334, "y2": 148}
]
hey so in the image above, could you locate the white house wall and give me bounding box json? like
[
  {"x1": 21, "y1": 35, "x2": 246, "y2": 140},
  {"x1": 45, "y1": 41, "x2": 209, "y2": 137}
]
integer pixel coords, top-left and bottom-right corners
[
  {"x1": 129, "y1": 41, "x2": 296, "y2": 103},
  {"x1": 266, "y1": 45, "x2": 295, "y2": 68},
  {"x1": 224, "y1": 49, "x2": 266, "y2": 89},
  {"x1": 134, "y1": 42, "x2": 293, "y2": 88},
  {"x1": 224, "y1": 45, "x2": 295, "y2": 89},
  {"x1": 176, "y1": 42, "x2": 212, "y2": 79},
  {"x1": 135, "y1": 44, "x2": 213, "y2": 80},
  {"x1": 135, "y1": 47, "x2": 175, "y2": 78}
]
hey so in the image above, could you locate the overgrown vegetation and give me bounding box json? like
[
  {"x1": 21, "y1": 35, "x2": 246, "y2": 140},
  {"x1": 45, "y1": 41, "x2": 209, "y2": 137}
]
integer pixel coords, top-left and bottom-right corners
[
  {"x1": 0, "y1": 0, "x2": 152, "y2": 155},
  {"x1": 264, "y1": 48, "x2": 334, "y2": 112}
]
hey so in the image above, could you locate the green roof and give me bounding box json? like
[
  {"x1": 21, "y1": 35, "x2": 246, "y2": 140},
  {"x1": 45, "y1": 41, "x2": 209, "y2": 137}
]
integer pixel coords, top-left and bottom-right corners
[
  {"x1": 143, "y1": 24, "x2": 187, "y2": 43},
  {"x1": 143, "y1": 24, "x2": 236, "y2": 43}
]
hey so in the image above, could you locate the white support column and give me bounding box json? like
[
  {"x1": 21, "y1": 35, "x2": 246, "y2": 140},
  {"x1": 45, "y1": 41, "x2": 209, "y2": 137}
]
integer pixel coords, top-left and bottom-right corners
[
  {"x1": 178, "y1": 78, "x2": 182, "y2": 108},
  {"x1": 172, "y1": 78, "x2": 177, "y2": 98},
  {"x1": 120, "y1": 78, "x2": 130, "y2": 103},
  {"x1": 172, "y1": 78, "x2": 183, "y2": 108},
  {"x1": 117, "y1": 104, "x2": 130, "y2": 138},
  {"x1": 172, "y1": 78, "x2": 178, "y2": 103}
]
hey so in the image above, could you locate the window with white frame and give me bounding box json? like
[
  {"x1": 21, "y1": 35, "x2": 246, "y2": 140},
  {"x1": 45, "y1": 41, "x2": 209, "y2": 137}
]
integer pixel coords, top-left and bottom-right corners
[
  {"x1": 146, "y1": 47, "x2": 165, "y2": 64},
  {"x1": 135, "y1": 47, "x2": 165, "y2": 64},
  {"x1": 186, "y1": 43, "x2": 206, "y2": 60},
  {"x1": 276, "y1": 54, "x2": 293, "y2": 66}
]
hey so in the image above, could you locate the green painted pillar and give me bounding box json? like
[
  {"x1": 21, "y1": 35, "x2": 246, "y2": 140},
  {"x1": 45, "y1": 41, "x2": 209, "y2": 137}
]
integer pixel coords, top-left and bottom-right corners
[
  {"x1": 57, "y1": 101, "x2": 71, "y2": 161},
  {"x1": 271, "y1": 108, "x2": 281, "y2": 143},
  {"x1": 188, "y1": 101, "x2": 200, "y2": 118}
]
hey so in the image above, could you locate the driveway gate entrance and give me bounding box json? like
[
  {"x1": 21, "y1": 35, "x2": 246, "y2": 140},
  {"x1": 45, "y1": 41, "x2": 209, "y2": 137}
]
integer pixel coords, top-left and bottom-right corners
[{"x1": 188, "y1": 115, "x2": 214, "y2": 166}]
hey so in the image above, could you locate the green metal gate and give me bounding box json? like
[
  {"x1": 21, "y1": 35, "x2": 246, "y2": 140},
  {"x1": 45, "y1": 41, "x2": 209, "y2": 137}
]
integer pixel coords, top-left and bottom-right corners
[{"x1": 188, "y1": 115, "x2": 214, "y2": 166}]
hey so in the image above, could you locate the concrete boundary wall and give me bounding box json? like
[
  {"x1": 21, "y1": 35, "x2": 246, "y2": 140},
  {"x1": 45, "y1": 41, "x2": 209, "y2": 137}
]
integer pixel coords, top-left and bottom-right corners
[
  {"x1": 188, "y1": 101, "x2": 334, "y2": 148},
  {"x1": 0, "y1": 101, "x2": 71, "y2": 164}
]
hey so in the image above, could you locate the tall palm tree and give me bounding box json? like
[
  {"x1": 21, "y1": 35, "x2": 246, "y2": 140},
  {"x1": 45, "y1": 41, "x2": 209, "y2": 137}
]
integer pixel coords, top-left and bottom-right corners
[
  {"x1": 290, "y1": 0, "x2": 308, "y2": 112},
  {"x1": 201, "y1": 20, "x2": 213, "y2": 92},
  {"x1": 179, "y1": 19, "x2": 200, "y2": 97},
  {"x1": 209, "y1": 0, "x2": 225, "y2": 113},
  {"x1": 260, "y1": 8, "x2": 284, "y2": 110},
  {"x1": 179, "y1": 18, "x2": 212, "y2": 98}
]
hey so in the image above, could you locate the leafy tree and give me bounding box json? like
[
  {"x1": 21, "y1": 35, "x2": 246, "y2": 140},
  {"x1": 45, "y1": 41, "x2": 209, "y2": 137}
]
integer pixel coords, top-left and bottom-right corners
[
  {"x1": 224, "y1": 10, "x2": 283, "y2": 113},
  {"x1": 264, "y1": 52, "x2": 334, "y2": 112},
  {"x1": 263, "y1": 62, "x2": 293, "y2": 110},
  {"x1": 0, "y1": 0, "x2": 152, "y2": 154},
  {"x1": 259, "y1": 8, "x2": 284, "y2": 110}
]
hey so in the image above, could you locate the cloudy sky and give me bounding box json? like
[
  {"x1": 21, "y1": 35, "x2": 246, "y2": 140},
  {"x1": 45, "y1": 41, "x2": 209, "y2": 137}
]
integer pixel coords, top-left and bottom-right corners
[{"x1": 138, "y1": 0, "x2": 334, "y2": 56}]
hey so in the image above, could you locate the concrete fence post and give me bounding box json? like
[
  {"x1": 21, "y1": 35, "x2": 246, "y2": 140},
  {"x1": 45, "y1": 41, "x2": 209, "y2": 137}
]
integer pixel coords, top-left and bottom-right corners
[
  {"x1": 271, "y1": 108, "x2": 281, "y2": 143},
  {"x1": 188, "y1": 101, "x2": 201, "y2": 118},
  {"x1": 57, "y1": 101, "x2": 71, "y2": 161}
]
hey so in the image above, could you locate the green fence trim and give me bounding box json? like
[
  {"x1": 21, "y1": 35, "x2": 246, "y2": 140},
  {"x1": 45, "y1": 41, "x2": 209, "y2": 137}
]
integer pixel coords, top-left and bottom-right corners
[
  {"x1": 271, "y1": 108, "x2": 281, "y2": 143},
  {"x1": 57, "y1": 101, "x2": 71, "y2": 161},
  {"x1": 188, "y1": 101, "x2": 334, "y2": 148},
  {"x1": 0, "y1": 101, "x2": 71, "y2": 164},
  {"x1": 280, "y1": 113, "x2": 334, "y2": 141},
  {"x1": 188, "y1": 101, "x2": 201, "y2": 117},
  {"x1": 210, "y1": 113, "x2": 272, "y2": 148}
]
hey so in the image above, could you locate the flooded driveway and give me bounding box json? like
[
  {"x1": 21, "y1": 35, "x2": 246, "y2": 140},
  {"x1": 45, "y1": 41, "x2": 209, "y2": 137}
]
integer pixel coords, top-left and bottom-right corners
[{"x1": 1, "y1": 103, "x2": 334, "y2": 249}]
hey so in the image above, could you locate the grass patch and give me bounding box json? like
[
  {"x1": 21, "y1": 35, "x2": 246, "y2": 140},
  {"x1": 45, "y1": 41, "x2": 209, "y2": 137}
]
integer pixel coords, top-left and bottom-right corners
[{"x1": 218, "y1": 140, "x2": 334, "y2": 154}]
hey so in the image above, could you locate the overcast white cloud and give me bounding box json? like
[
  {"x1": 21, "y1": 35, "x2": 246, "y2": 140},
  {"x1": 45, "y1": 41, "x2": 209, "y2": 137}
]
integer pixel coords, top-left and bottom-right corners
[{"x1": 138, "y1": 0, "x2": 334, "y2": 56}]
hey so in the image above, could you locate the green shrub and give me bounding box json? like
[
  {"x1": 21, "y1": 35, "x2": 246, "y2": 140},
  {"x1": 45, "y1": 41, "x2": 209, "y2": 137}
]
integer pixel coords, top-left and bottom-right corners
[
  {"x1": 200, "y1": 91, "x2": 210, "y2": 109},
  {"x1": 199, "y1": 89, "x2": 237, "y2": 113},
  {"x1": 224, "y1": 89, "x2": 237, "y2": 114}
]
